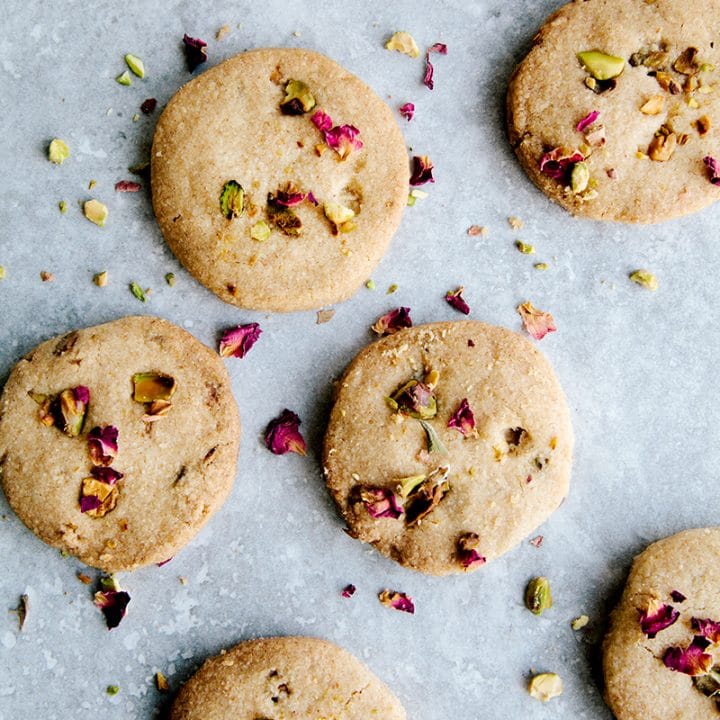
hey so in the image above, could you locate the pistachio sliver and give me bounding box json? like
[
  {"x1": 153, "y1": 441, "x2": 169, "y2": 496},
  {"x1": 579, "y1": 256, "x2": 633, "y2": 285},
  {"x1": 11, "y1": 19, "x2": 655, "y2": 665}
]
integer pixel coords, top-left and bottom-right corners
[
  {"x1": 570, "y1": 161, "x2": 590, "y2": 194},
  {"x1": 525, "y1": 576, "x2": 553, "y2": 615},
  {"x1": 397, "y1": 474, "x2": 427, "y2": 499},
  {"x1": 577, "y1": 50, "x2": 625, "y2": 80},
  {"x1": 219, "y1": 180, "x2": 245, "y2": 219},
  {"x1": 48, "y1": 139, "x2": 70, "y2": 164},
  {"x1": 279, "y1": 79, "x2": 316, "y2": 115},
  {"x1": 124, "y1": 54, "x2": 145, "y2": 78},
  {"x1": 132, "y1": 372, "x2": 177, "y2": 403}
]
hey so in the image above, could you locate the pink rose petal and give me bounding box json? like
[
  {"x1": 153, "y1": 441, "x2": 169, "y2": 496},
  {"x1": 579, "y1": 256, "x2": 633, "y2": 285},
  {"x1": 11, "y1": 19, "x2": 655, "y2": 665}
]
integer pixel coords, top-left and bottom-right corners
[
  {"x1": 423, "y1": 43, "x2": 447, "y2": 90},
  {"x1": 371, "y1": 307, "x2": 412, "y2": 336},
  {"x1": 448, "y1": 398, "x2": 476, "y2": 437},
  {"x1": 576, "y1": 110, "x2": 600, "y2": 132},
  {"x1": 663, "y1": 636, "x2": 713, "y2": 676},
  {"x1": 359, "y1": 487, "x2": 404, "y2": 519},
  {"x1": 264, "y1": 409, "x2": 306, "y2": 456},
  {"x1": 399, "y1": 102, "x2": 415, "y2": 121},
  {"x1": 88, "y1": 425, "x2": 119, "y2": 467},
  {"x1": 409, "y1": 155, "x2": 434, "y2": 186},
  {"x1": 638, "y1": 601, "x2": 680, "y2": 638},
  {"x1": 218, "y1": 323, "x2": 262, "y2": 359},
  {"x1": 517, "y1": 301, "x2": 557, "y2": 340},
  {"x1": 445, "y1": 287, "x2": 470, "y2": 315}
]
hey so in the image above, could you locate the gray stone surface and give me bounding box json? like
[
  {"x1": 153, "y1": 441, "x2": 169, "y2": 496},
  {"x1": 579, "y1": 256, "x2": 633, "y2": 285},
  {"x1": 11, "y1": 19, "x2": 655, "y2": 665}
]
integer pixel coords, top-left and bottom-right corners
[{"x1": 1, "y1": 1, "x2": 718, "y2": 718}]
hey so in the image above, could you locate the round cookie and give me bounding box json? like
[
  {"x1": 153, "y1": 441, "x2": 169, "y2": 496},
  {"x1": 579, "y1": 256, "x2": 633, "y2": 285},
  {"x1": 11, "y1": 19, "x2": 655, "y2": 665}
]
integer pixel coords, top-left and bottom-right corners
[
  {"x1": 0, "y1": 316, "x2": 240, "y2": 572},
  {"x1": 507, "y1": 0, "x2": 720, "y2": 223},
  {"x1": 604, "y1": 528, "x2": 720, "y2": 720},
  {"x1": 323, "y1": 321, "x2": 573, "y2": 575},
  {"x1": 152, "y1": 48, "x2": 409, "y2": 312},
  {"x1": 169, "y1": 636, "x2": 407, "y2": 720}
]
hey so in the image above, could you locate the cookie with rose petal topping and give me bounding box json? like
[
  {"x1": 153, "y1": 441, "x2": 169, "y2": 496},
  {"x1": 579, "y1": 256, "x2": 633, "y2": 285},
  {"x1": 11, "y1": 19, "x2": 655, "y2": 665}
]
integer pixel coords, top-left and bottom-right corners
[
  {"x1": 507, "y1": 0, "x2": 720, "y2": 223},
  {"x1": 604, "y1": 528, "x2": 720, "y2": 720},
  {"x1": 323, "y1": 320, "x2": 573, "y2": 575},
  {"x1": 0, "y1": 316, "x2": 240, "y2": 572},
  {"x1": 169, "y1": 636, "x2": 406, "y2": 720},
  {"x1": 152, "y1": 48, "x2": 409, "y2": 311}
]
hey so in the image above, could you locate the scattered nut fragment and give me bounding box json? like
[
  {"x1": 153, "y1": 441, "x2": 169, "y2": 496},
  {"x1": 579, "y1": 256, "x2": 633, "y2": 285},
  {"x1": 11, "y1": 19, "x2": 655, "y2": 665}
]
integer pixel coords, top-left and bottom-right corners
[
  {"x1": 648, "y1": 131, "x2": 676, "y2": 162},
  {"x1": 515, "y1": 240, "x2": 535, "y2": 254},
  {"x1": 570, "y1": 162, "x2": 590, "y2": 193},
  {"x1": 58, "y1": 200, "x2": 67, "y2": 214},
  {"x1": 155, "y1": 672, "x2": 169, "y2": 692},
  {"x1": 656, "y1": 71, "x2": 682, "y2": 94},
  {"x1": 83, "y1": 199, "x2": 108, "y2": 227},
  {"x1": 385, "y1": 31, "x2": 420, "y2": 58},
  {"x1": 525, "y1": 576, "x2": 553, "y2": 615},
  {"x1": 48, "y1": 139, "x2": 70, "y2": 164},
  {"x1": 508, "y1": 216, "x2": 524, "y2": 230},
  {"x1": 216, "y1": 24, "x2": 231, "y2": 40},
  {"x1": 534, "y1": 262, "x2": 549, "y2": 271},
  {"x1": 93, "y1": 271, "x2": 108, "y2": 287},
  {"x1": 467, "y1": 224, "x2": 488, "y2": 237},
  {"x1": 577, "y1": 50, "x2": 625, "y2": 80},
  {"x1": 165, "y1": 272, "x2": 175, "y2": 286},
  {"x1": 316, "y1": 309, "x2": 335, "y2": 324},
  {"x1": 696, "y1": 115, "x2": 711, "y2": 136},
  {"x1": 673, "y1": 47, "x2": 700, "y2": 76},
  {"x1": 125, "y1": 54, "x2": 145, "y2": 78},
  {"x1": 129, "y1": 281, "x2": 147, "y2": 302},
  {"x1": 528, "y1": 672, "x2": 563, "y2": 702},
  {"x1": 40, "y1": 271, "x2": 54, "y2": 282},
  {"x1": 0, "y1": 266, "x2": 5, "y2": 279},
  {"x1": 116, "y1": 70, "x2": 132, "y2": 86},
  {"x1": 640, "y1": 95, "x2": 665, "y2": 115},
  {"x1": 571, "y1": 614, "x2": 590, "y2": 630},
  {"x1": 77, "y1": 572, "x2": 92, "y2": 584},
  {"x1": 629, "y1": 269, "x2": 658, "y2": 291}
]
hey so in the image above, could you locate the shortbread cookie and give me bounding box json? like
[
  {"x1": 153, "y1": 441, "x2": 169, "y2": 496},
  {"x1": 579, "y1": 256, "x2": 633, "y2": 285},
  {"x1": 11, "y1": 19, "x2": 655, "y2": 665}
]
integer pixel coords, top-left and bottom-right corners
[
  {"x1": 604, "y1": 528, "x2": 720, "y2": 720},
  {"x1": 0, "y1": 316, "x2": 240, "y2": 572},
  {"x1": 169, "y1": 636, "x2": 406, "y2": 720},
  {"x1": 507, "y1": 0, "x2": 720, "y2": 223},
  {"x1": 323, "y1": 321, "x2": 573, "y2": 575},
  {"x1": 152, "y1": 48, "x2": 409, "y2": 311}
]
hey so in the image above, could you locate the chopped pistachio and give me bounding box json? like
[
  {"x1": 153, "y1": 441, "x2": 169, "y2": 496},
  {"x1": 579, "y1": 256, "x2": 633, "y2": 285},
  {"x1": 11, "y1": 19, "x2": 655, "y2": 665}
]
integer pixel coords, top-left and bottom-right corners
[
  {"x1": 366, "y1": 279, "x2": 376, "y2": 290},
  {"x1": 656, "y1": 71, "x2": 682, "y2": 94},
  {"x1": 124, "y1": 54, "x2": 145, "y2": 78},
  {"x1": 106, "y1": 685, "x2": 120, "y2": 696},
  {"x1": 219, "y1": 180, "x2": 245, "y2": 219},
  {"x1": 83, "y1": 199, "x2": 108, "y2": 227},
  {"x1": 385, "y1": 31, "x2": 420, "y2": 58},
  {"x1": 570, "y1": 161, "x2": 590, "y2": 193},
  {"x1": 387, "y1": 283, "x2": 398, "y2": 294},
  {"x1": 629, "y1": 269, "x2": 658, "y2": 291},
  {"x1": 14, "y1": 594, "x2": 28, "y2": 631},
  {"x1": 323, "y1": 201, "x2": 355, "y2": 233},
  {"x1": 279, "y1": 79, "x2": 316, "y2": 115},
  {"x1": 165, "y1": 272, "x2": 175, "y2": 286},
  {"x1": 155, "y1": 672, "x2": 169, "y2": 692},
  {"x1": 525, "y1": 576, "x2": 553, "y2": 615},
  {"x1": 397, "y1": 474, "x2": 427, "y2": 499},
  {"x1": 694, "y1": 666, "x2": 720, "y2": 697},
  {"x1": 250, "y1": 220, "x2": 271, "y2": 242},
  {"x1": 508, "y1": 216, "x2": 524, "y2": 230},
  {"x1": 58, "y1": 200, "x2": 67, "y2": 214},
  {"x1": 640, "y1": 95, "x2": 665, "y2": 114},
  {"x1": 696, "y1": 115, "x2": 711, "y2": 136},
  {"x1": 0, "y1": 266, "x2": 5, "y2": 279},
  {"x1": 571, "y1": 614, "x2": 590, "y2": 630},
  {"x1": 409, "y1": 188, "x2": 428, "y2": 202},
  {"x1": 528, "y1": 673, "x2": 563, "y2": 702},
  {"x1": 129, "y1": 282, "x2": 147, "y2": 302},
  {"x1": 515, "y1": 240, "x2": 535, "y2": 254},
  {"x1": 687, "y1": 97, "x2": 700, "y2": 109},
  {"x1": 132, "y1": 114, "x2": 140, "y2": 122},
  {"x1": 420, "y1": 420, "x2": 448, "y2": 455},
  {"x1": 116, "y1": 70, "x2": 132, "y2": 86},
  {"x1": 48, "y1": 139, "x2": 70, "y2": 164},
  {"x1": 216, "y1": 24, "x2": 231, "y2": 40},
  {"x1": 88, "y1": 179, "x2": 97, "y2": 190},
  {"x1": 81, "y1": 477, "x2": 119, "y2": 518},
  {"x1": 673, "y1": 47, "x2": 700, "y2": 75},
  {"x1": 407, "y1": 193, "x2": 416, "y2": 207},
  {"x1": 577, "y1": 50, "x2": 625, "y2": 80},
  {"x1": 93, "y1": 271, "x2": 108, "y2": 287},
  {"x1": 40, "y1": 271, "x2": 54, "y2": 282},
  {"x1": 534, "y1": 262, "x2": 549, "y2": 271},
  {"x1": 132, "y1": 372, "x2": 177, "y2": 403}
]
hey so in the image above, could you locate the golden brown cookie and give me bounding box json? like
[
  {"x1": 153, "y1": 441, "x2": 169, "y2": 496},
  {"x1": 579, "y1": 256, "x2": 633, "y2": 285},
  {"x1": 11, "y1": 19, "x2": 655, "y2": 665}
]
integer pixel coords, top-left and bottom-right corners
[
  {"x1": 169, "y1": 636, "x2": 406, "y2": 720},
  {"x1": 323, "y1": 321, "x2": 573, "y2": 575},
  {"x1": 604, "y1": 528, "x2": 720, "y2": 720},
  {"x1": 507, "y1": 0, "x2": 720, "y2": 222},
  {"x1": 152, "y1": 48, "x2": 409, "y2": 311},
  {"x1": 0, "y1": 316, "x2": 240, "y2": 572}
]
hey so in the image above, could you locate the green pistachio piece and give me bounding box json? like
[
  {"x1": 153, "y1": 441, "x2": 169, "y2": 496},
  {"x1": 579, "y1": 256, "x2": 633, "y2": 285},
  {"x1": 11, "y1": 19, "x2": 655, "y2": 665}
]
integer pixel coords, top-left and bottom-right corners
[
  {"x1": 129, "y1": 281, "x2": 147, "y2": 302},
  {"x1": 528, "y1": 673, "x2": 563, "y2": 702},
  {"x1": 515, "y1": 240, "x2": 535, "y2": 254},
  {"x1": 58, "y1": 200, "x2": 67, "y2": 214},
  {"x1": 48, "y1": 139, "x2": 70, "y2": 164},
  {"x1": 525, "y1": 576, "x2": 553, "y2": 615},
  {"x1": 534, "y1": 262, "x2": 548, "y2": 271},
  {"x1": 267, "y1": 195, "x2": 302, "y2": 236},
  {"x1": 279, "y1": 79, "x2": 316, "y2": 115},
  {"x1": 397, "y1": 474, "x2": 427, "y2": 499},
  {"x1": 106, "y1": 685, "x2": 120, "y2": 696},
  {"x1": 390, "y1": 379, "x2": 437, "y2": 420},
  {"x1": 124, "y1": 53, "x2": 145, "y2": 78},
  {"x1": 132, "y1": 372, "x2": 177, "y2": 403},
  {"x1": 83, "y1": 199, "x2": 108, "y2": 227},
  {"x1": 323, "y1": 201, "x2": 355, "y2": 233},
  {"x1": 0, "y1": 266, "x2": 5, "y2": 279},
  {"x1": 420, "y1": 420, "x2": 448, "y2": 455},
  {"x1": 629, "y1": 269, "x2": 658, "y2": 291},
  {"x1": 366, "y1": 279, "x2": 376, "y2": 290},
  {"x1": 694, "y1": 666, "x2": 720, "y2": 697},
  {"x1": 577, "y1": 50, "x2": 625, "y2": 80},
  {"x1": 165, "y1": 272, "x2": 175, "y2": 286},
  {"x1": 407, "y1": 193, "x2": 416, "y2": 207},
  {"x1": 220, "y1": 180, "x2": 245, "y2": 219},
  {"x1": 55, "y1": 388, "x2": 87, "y2": 437},
  {"x1": 571, "y1": 614, "x2": 589, "y2": 630},
  {"x1": 116, "y1": 70, "x2": 132, "y2": 86},
  {"x1": 250, "y1": 220, "x2": 271, "y2": 242},
  {"x1": 570, "y1": 162, "x2": 590, "y2": 194},
  {"x1": 387, "y1": 283, "x2": 399, "y2": 294}
]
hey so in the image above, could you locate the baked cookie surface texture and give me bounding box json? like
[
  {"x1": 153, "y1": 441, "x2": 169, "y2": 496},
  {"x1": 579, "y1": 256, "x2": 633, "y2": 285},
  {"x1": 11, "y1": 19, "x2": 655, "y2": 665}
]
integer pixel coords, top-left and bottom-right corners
[
  {"x1": 507, "y1": 0, "x2": 720, "y2": 223},
  {"x1": 152, "y1": 48, "x2": 409, "y2": 311},
  {"x1": 324, "y1": 321, "x2": 573, "y2": 575},
  {"x1": 0, "y1": 315, "x2": 240, "y2": 572}
]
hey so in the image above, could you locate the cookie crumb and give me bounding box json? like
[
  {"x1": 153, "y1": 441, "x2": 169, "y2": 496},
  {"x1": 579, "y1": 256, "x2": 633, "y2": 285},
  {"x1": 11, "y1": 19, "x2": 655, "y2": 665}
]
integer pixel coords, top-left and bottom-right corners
[{"x1": 508, "y1": 216, "x2": 524, "y2": 230}]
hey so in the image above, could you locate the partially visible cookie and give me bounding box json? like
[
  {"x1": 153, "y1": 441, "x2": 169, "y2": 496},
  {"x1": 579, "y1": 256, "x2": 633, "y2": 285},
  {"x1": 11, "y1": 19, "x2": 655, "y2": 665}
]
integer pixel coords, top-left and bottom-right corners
[
  {"x1": 323, "y1": 321, "x2": 573, "y2": 575},
  {"x1": 507, "y1": 0, "x2": 720, "y2": 223},
  {"x1": 152, "y1": 48, "x2": 409, "y2": 312},
  {"x1": 169, "y1": 636, "x2": 407, "y2": 720},
  {"x1": 603, "y1": 528, "x2": 720, "y2": 720},
  {"x1": 0, "y1": 316, "x2": 240, "y2": 572}
]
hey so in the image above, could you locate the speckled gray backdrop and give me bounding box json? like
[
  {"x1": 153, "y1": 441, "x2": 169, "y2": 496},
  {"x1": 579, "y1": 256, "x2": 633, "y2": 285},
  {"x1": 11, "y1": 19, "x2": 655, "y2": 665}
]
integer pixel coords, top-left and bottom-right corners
[{"x1": 1, "y1": 1, "x2": 719, "y2": 718}]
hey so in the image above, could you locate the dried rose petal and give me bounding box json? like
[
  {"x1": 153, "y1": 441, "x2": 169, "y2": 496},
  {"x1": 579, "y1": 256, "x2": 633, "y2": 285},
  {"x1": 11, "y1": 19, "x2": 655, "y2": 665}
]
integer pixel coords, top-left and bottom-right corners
[
  {"x1": 359, "y1": 487, "x2": 404, "y2": 519},
  {"x1": 94, "y1": 586, "x2": 131, "y2": 630},
  {"x1": 399, "y1": 102, "x2": 415, "y2": 121},
  {"x1": 379, "y1": 589, "x2": 414, "y2": 614},
  {"x1": 576, "y1": 110, "x2": 600, "y2": 132},
  {"x1": 91, "y1": 466, "x2": 124, "y2": 485},
  {"x1": 517, "y1": 301, "x2": 557, "y2": 340},
  {"x1": 218, "y1": 323, "x2": 262, "y2": 359},
  {"x1": 670, "y1": 590, "x2": 687, "y2": 603},
  {"x1": 156, "y1": 557, "x2": 173, "y2": 568},
  {"x1": 53, "y1": 386, "x2": 90, "y2": 437},
  {"x1": 311, "y1": 110, "x2": 363, "y2": 160},
  {"x1": 264, "y1": 409, "x2": 306, "y2": 456},
  {"x1": 389, "y1": 379, "x2": 436, "y2": 420},
  {"x1": 409, "y1": 155, "x2": 434, "y2": 186},
  {"x1": 704, "y1": 156, "x2": 720, "y2": 185},
  {"x1": 274, "y1": 189, "x2": 307, "y2": 207},
  {"x1": 639, "y1": 600, "x2": 680, "y2": 638},
  {"x1": 539, "y1": 147, "x2": 585, "y2": 181},
  {"x1": 306, "y1": 191, "x2": 318, "y2": 206},
  {"x1": 341, "y1": 584, "x2": 356, "y2": 598},
  {"x1": 140, "y1": 98, "x2": 157, "y2": 115},
  {"x1": 692, "y1": 617, "x2": 720, "y2": 644},
  {"x1": 529, "y1": 535, "x2": 544, "y2": 548},
  {"x1": 88, "y1": 425, "x2": 119, "y2": 467},
  {"x1": 80, "y1": 495, "x2": 103, "y2": 513},
  {"x1": 115, "y1": 180, "x2": 141, "y2": 192},
  {"x1": 448, "y1": 398, "x2": 476, "y2": 437},
  {"x1": 183, "y1": 34, "x2": 207, "y2": 71},
  {"x1": 405, "y1": 476, "x2": 449, "y2": 525},
  {"x1": 445, "y1": 287, "x2": 470, "y2": 315},
  {"x1": 663, "y1": 636, "x2": 713, "y2": 676},
  {"x1": 371, "y1": 307, "x2": 412, "y2": 336},
  {"x1": 457, "y1": 532, "x2": 486, "y2": 569},
  {"x1": 423, "y1": 42, "x2": 448, "y2": 90}
]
